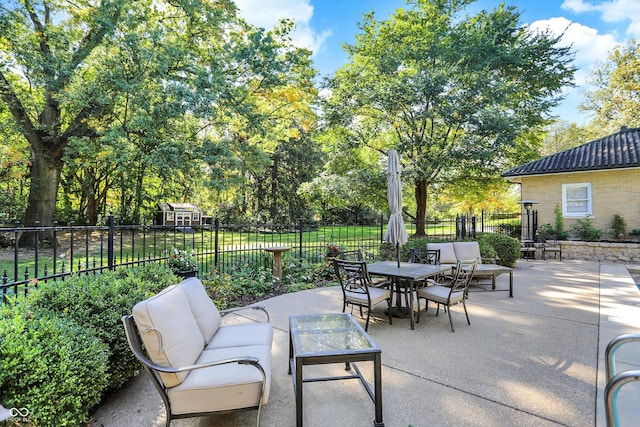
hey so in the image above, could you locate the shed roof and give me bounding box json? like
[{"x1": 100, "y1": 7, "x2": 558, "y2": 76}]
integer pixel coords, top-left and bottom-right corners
[
  {"x1": 502, "y1": 126, "x2": 640, "y2": 178},
  {"x1": 157, "y1": 202, "x2": 202, "y2": 212}
]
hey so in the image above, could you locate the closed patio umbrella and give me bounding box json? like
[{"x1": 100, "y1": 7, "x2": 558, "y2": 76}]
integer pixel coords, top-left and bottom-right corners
[{"x1": 384, "y1": 149, "x2": 409, "y2": 267}]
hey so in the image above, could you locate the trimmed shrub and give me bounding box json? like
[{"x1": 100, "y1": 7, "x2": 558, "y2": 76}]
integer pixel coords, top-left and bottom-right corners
[
  {"x1": 0, "y1": 301, "x2": 108, "y2": 426},
  {"x1": 477, "y1": 234, "x2": 520, "y2": 267},
  {"x1": 610, "y1": 214, "x2": 626, "y2": 239},
  {"x1": 26, "y1": 263, "x2": 177, "y2": 393},
  {"x1": 570, "y1": 218, "x2": 603, "y2": 241}
]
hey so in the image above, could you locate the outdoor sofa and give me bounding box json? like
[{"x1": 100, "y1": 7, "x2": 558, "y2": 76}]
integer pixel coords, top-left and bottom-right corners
[
  {"x1": 426, "y1": 241, "x2": 506, "y2": 288},
  {"x1": 122, "y1": 277, "x2": 272, "y2": 427}
]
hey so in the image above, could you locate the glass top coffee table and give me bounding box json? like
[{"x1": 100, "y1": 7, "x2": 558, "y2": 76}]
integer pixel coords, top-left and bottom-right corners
[{"x1": 288, "y1": 313, "x2": 384, "y2": 427}]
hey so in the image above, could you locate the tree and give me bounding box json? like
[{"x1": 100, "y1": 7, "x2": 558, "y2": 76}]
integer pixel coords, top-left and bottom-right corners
[
  {"x1": 0, "y1": 0, "x2": 132, "y2": 237},
  {"x1": 323, "y1": 0, "x2": 574, "y2": 235},
  {"x1": 581, "y1": 39, "x2": 640, "y2": 134},
  {"x1": 540, "y1": 120, "x2": 592, "y2": 156}
]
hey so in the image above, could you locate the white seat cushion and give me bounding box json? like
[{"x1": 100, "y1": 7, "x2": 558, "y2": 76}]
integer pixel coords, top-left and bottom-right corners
[
  {"x1": 167, "y1": 344, "x2": 272, "y2": 415},
  {"x1": 418, "y1": 285, "x2": 463, "y2": 305},
  {"x1": 427, "y1": 243, "x2": 457, "y2": 265},
  {"x1": 345, "y1": 286, "x2": 391, "y2": 306},
  {"x1": 133, "y1": 285, "x2": 205, "y2": 387},
  {"x1": 206, "y1": 323, "x2": 273, "y2": 350},
  {"x1": 179, "y1": 277, "x2": 222, "y2": 343}
]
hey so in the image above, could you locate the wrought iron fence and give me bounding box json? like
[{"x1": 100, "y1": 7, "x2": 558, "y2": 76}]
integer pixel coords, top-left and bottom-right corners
[{"x1": 0, "y1": 211, "x2": 522, "y2": 302}]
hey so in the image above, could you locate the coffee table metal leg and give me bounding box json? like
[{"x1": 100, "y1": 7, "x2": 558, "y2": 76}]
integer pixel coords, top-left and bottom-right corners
[
  {"x1": 296, "y1": 358, "x2": 303, "y2": 427},
  {"x1": 373, "y1": 352, "x2": 384, "y2": 426},
  {"x1": 509, "y1": 270, "x2": 514, "y2": 297}
]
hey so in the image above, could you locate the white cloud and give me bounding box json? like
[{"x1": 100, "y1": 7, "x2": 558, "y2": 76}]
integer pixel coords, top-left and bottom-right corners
[
  {"x1": 528, "y1": 16, "x2": 622, "y2": 123},
  {"x1": 528, "y1": 17, "x2": 619, "y2": 85},
  {"x1": 234, "y1": 0, "x2": 331, "y2": 54},
  {"x1": 561, "y1": 0, "x2": 598, "y2": 13},
  {"x1": 562, "y1": 0, "x2": 640, "y2": 38}
]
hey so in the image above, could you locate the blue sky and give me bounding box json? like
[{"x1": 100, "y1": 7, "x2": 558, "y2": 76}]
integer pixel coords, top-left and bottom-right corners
[{"x1": 235, "y1": 0, "x2": 640, "y2": 124}]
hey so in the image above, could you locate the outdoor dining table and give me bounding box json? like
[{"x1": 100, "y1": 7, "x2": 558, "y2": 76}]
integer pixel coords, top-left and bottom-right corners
[{"x1": 366, "y1": 261, "x2": 450, "y2": 330}]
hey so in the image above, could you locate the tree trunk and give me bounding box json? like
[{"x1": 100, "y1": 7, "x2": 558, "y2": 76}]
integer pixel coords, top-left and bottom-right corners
[
  {"x1": 19, "y1": 147, "x2": 63, "y2": 246},
  {"x1": 86, "y1": 191, "x2": 100, "y2": 226},
  {"x1": 414, "y1": 179, "x2": 428, "y2": 236}
]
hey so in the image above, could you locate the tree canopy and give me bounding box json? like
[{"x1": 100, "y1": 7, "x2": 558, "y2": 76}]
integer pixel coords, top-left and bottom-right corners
[
  {"x1": 0, "y1": 0, "x2": 319, "y2": 234},
  {"x1": 0, "y1": 0, "x2": 582, "y2": 234},
  {"x1": 322, "y1": 0, "x2": 575, "y2": 234},
  {"x1": 581, "y1": 39, "x2": 640, "y2": 134}
]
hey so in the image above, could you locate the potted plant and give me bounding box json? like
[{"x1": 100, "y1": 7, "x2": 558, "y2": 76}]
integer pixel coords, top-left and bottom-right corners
[{"x1": 168, "y1": 247, "x2": 198, "y2": 278}]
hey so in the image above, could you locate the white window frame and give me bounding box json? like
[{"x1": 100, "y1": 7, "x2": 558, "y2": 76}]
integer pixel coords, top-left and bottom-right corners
[{"x1": 562, "y1": 183, "x2": 592, "y2": 217}]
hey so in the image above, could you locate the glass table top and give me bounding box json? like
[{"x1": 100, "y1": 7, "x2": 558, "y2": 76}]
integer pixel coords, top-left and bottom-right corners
[{"x1": 290, "y1": 313, "x2": 379, "y2": 356}]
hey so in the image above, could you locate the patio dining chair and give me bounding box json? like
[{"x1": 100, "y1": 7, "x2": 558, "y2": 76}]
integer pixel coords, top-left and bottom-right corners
[
  {"x1": 408, "y1": 248, "x2": 440, "y2": 265},
  {"x1": 333, "y1": 259, "x2": 393, "y2": 331},
  {"x1": 340, "y1": 249, "x2": 364, "y2": 261},
  {"x1": 341, "y1": 249, "x2": 388, "y2": 288},
  {"x1": 407, "y1": 248, "x2": 443, "y2": 295},
  {"x1": 541, "y1": 236, "x2": 562, "y2": 260},
  {"x1": 415, "y1": 260, "x2": 477, "y2": 332}
]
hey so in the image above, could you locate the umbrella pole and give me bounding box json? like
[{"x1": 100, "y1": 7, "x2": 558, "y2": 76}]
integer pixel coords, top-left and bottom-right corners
[{"x1": 396, "y1": 243, "x2": 400, "y2": 268}]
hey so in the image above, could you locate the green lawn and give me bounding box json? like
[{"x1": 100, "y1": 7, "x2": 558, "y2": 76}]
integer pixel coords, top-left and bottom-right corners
[{"x1": 0, "y1": 220, "x2": 503, "y2": 283}]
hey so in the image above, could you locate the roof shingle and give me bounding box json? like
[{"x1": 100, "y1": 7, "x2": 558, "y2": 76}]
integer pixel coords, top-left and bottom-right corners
[{"x1": 502, "y1": 126, "x2": 640, "y2": 178}]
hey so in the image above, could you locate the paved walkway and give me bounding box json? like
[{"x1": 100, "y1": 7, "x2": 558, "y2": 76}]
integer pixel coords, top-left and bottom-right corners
[{"x1": 91, "y1": 260, "x2": 640, "y2": 427}]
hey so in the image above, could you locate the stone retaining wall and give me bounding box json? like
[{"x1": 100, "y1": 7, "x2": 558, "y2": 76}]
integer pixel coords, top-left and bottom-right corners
[{"x1": 555, "y1": 241, "x2": 640, "y2": 264}]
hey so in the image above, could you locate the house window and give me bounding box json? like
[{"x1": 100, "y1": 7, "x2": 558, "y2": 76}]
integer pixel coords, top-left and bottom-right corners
[{"x1": 562, "y1": 183, "x2": 592, "y2": 217}]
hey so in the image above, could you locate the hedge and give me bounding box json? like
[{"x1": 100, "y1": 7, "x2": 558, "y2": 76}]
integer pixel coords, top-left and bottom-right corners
[
  {"x1": 0, "y1": 302, "x2": 108, "y2": 426},
  {"x1": 0, "y1": 264, "x2": 179, "y2": 426},
  {"x1": 26, "y1": 263, "x2": 177, "y2": 392}
]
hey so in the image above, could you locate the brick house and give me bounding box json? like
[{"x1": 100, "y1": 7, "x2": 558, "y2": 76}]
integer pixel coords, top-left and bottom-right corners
[{"x1": 502, "y1": 126, "x2": 640, "y2": 239}]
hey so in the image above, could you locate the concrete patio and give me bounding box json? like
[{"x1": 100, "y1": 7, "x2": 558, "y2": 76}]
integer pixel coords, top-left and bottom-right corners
[{"x1": 91, "y1": 260, "x2": 640, "y2": 427}]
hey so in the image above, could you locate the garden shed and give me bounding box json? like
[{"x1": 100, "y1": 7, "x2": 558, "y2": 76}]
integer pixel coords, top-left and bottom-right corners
[
  {"x1": 502, "y1": 126, "x2": 640, "y2": 238},
  {"x1": 155, "y1": 203, "x2": 205, "y2": 227}
]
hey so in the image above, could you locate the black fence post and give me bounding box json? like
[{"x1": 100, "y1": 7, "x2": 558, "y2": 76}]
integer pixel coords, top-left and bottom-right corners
[
  {"x1": 85, "y1": 220, "x2": 90, "y2": 269},
  {"x1": 298, "y1": 219, "x2": 303, "y2": 258},
  {"x1": 53, "y1": 219, "x2": 58, "y2": 275},
  {"x1": 13, "y1": 219, "x2": 19, "y2": 282},
  {"x1": 471, "y1": 215, "x2": 476, "y2": 239},
  {"x1": 214, "y1": 217, "x2": 219, "y2": 271},
  {"x1": 461, "y1": 215, "x2": 467, "y2": 239},
  {"x1": 108, "y1": 213, "x2": 115, "y2": 270},
  {"x1": 69, "y1": 221, "x2": 75, "y2": 272},
  {"x1": 34, "y1": 219, "x2": 39, "y2": 278}
]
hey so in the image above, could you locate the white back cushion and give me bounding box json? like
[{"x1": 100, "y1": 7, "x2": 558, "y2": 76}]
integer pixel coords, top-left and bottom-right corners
[
  {"x1": 133, "y1": 285, "x2": 204, "y2": 387},
  {"x1": 453, "y1": 242, "x2": 481, "y2": 261},
  {"x1": 427, "y1": 243, "x2": 457, "y2": 264},
  {"x1": 179, "y1": 278, "x2": 222, "y2": 344}
]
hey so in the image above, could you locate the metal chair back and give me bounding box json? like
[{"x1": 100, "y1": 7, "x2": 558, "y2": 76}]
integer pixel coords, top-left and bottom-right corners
[{"x1": 409, "y1": 248, "x2": 440, "y2": 265}]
